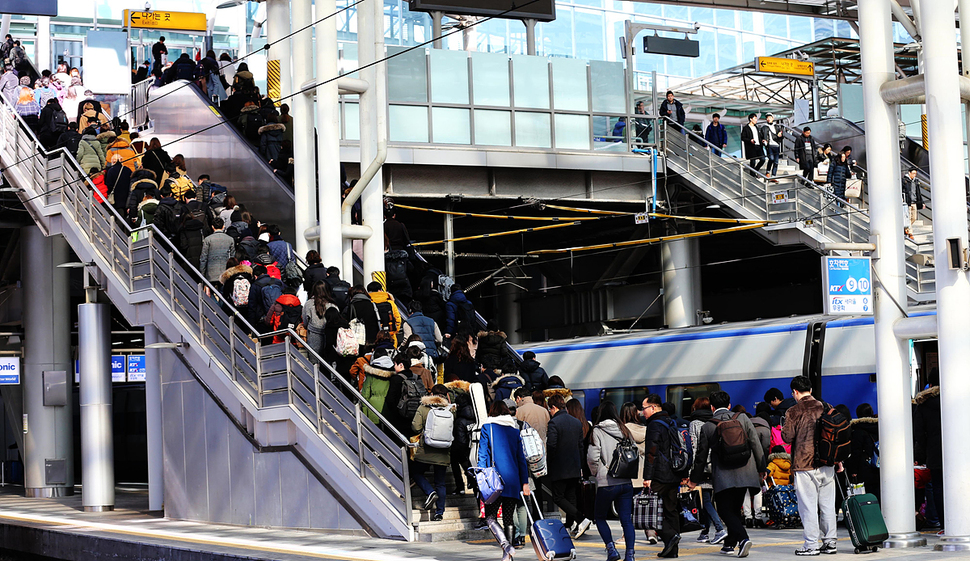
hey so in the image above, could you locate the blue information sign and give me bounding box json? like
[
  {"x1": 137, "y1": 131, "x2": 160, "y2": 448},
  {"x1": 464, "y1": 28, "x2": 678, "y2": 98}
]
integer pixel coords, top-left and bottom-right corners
[
  {"x1": 822, "y1": 256, "x2": 873, "y2": 316},
  {"x1": 0, "y1": 357, "x2": 20, "y2": 385},
  {"x1": 127, "y1": 355, "x2": 146, "y2": 382},
  {"x1": 111, "y1": 355, "x2": 127, "y2": 383}
]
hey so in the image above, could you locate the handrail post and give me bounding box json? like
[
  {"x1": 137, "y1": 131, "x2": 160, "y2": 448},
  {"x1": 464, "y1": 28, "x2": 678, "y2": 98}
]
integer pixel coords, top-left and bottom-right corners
[
  {"x1": 355, "y1": 401, "x2": 365, "y2": 478},
  {"x1": 739, "y1": 165, "x2": 746, "y2": 209},
  {"x1": 401, "y1": 445, "x2": 412, "y2": 525},
  {"x1": 148, "y1": 229, "x2": 155, "y2": 291},
  {"x1": 197, "y1": 282, "x2": 205, "y2": 347},
  {"x1": 127, "y1": 234, "x2": 134, "y2": 291},
  {"x1": 109, "y1": 215, "x2": 116, "y2": 273},
  {"x1": 86, "y1": 187, "x2": 93, "y2": 239},
  {"x1": 256, "y1": 342, "x2": 264, "y2": 408},
  {"x1": 230, "y1": 314, "x2": 237, "y2": 382},
  {"x1": 313, "y1": 362, "x2": 322, "y2": 433},
  {"x1": 168, "y1": 252, "x2": 175, "y2": 310},
  {"x1": 708, "y1": 145, "x2": 714, "y2": 188},
  {"x1": 285, "y1": 335, "x2": 293, "y2": 407}
]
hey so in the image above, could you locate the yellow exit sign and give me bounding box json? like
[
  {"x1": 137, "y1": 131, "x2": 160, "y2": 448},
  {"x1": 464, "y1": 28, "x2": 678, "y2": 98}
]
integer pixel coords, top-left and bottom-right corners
[
  {"x1": 123, "y1": 10, "x2": 207, "y2": 32},
  {"x1": 756, "y1": 56, "x2": 815, "y2": 78}
]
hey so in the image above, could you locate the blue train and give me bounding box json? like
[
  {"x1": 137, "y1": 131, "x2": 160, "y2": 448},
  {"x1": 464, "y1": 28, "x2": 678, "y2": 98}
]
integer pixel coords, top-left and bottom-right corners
[{"x1": 516, "y1": 310, "x2": 936, "y2": 419}]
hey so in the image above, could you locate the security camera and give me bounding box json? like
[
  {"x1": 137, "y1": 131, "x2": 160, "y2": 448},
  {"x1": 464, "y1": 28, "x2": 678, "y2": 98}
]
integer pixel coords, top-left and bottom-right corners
[
  {"x1": 702, "y1": 316, "x2": 713, "y2": 324},
  {"x1": 144, "y1": 2, "x2": 152, "y2": 11},
  {"x1": 697, "y1": 310, "x2": 713, "y2": 324}
]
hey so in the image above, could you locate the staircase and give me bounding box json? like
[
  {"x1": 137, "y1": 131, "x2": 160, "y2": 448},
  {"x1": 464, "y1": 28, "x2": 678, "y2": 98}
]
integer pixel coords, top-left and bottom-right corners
[
  {"x1": 0, "y1": 94, "x2": 417, "y2": 539},
  {"x1": 658, "y1": 118, "x2": 936, "y2": 303}
]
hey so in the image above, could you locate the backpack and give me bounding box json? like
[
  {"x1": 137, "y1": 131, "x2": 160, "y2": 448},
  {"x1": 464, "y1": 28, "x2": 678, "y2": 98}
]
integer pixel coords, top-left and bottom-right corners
[
  {"x1": 330, "y1": 280, "x2": 351, "y2": 308},
  {"x1": 238, "y1": 237, "x2": 259, "y2": 260},
  {"x1": 270, "y1": 297, "x2": 302, "y2": 332},
  {"x1": 770, "y1": 425, "x2": 791, "y2": 455},
  {"x1": 520, "y1": 424, "x2": 545, "y2": 464},
  {"x1": 243, "y1": 111, "x2": 265, "y2": 141},
  {"x1": 665, "y1": 421, "x2": 692, "y2": 475},
  {"x1": 396, "y1": 374, "x2": 426, "y2": 419},
  {"x1": 424, "y1": 407, "x2": 455, "y2": 449},
  {"x1": 282, "y1": 260, "x2": 303, "y2": 286},
  {"x1": 814, "y1": 404, "x2": 851, "y2": 467},
  {"x1": 51, "y1": 109, "x2": 68, "y2": 133},
  {"x1": 712, "y1": 413, "x2": 751, "y2": 468},
  {"x1": 869, "y1": 440, "x2": 880, "y2": 469},
  {"x1": 678, "y1": 424, "x2": 693, "y2": 459},
  {"x1": 335, "y1": 327, "x2": 359, "y2": 356},
  {"x1": 438, "y1": 274, "x2": 454, "y2": 301},
  {"x1": 266, "y1": 263, "x2": 281, "y2": 280},
  {"x1": 385, "y1": 249, "x2": 409, "y2": 282},
  {"x1": 231, "y1": 277, "x2": 251, "y2": 307},
  {"x1": 455, "y1": 299, "x2": 476, "y2": 330},
  {"x1": 376, "y1": 300, "x2": 397, "y2": 333}
]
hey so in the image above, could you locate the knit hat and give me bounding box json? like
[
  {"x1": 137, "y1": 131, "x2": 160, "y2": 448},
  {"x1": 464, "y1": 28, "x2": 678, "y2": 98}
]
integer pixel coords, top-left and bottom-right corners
[
  {"x1": 502, "y1": 398, "x2": 517, "y2": 411},
  {"x1": 255, "y1": 253, "x2": 274, "y2": 265}
]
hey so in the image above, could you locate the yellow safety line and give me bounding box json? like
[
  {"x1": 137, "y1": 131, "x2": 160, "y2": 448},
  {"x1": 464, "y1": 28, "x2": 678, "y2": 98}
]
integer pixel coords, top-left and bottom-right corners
[
  {"x1": 649, "y1": 212, "x2": 778, "y2": 225},
  {"x1": 543, "y1": 204, "x2": 636, "y2": 216},
  {"x1": 411, "y1": 221, "x2": 584, "y2": 247},
  {"x1": 392, "y1": 203, "x2": 602, "y2": 221},
  {"x1": 526, "y1": 223, "x2": 769, "y2": 254}
]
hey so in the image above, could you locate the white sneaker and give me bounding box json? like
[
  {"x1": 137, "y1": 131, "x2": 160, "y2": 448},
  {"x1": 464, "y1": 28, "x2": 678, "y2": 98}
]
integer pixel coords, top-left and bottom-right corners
[
  {"x1": 711, "y1": 529, "x2": 728, "y2": 545},
  {"x1": 573, "y1": 518, "x2": 592, "y2": 539}
]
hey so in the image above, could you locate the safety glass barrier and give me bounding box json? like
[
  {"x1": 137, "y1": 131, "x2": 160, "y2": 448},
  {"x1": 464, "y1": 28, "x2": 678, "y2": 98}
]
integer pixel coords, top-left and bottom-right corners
[{"x1": 0, "y1": 98, "x2": 413, "y2": 527}]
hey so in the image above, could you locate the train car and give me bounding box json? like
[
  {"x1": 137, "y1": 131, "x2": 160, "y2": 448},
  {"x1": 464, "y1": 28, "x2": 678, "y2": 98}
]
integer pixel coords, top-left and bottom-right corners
[{"x1": 516, "y1": 310, "x2": 935, "y2": 419}]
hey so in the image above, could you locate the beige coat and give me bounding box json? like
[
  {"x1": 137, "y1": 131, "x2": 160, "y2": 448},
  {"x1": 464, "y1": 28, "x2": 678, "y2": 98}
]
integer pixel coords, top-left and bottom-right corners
[
  {"x1": 626, "y1": 422, "x2": 647, "y2": 488},
  {"x1": 516, "y1": 396, "x2": 550, "y2": 442}
]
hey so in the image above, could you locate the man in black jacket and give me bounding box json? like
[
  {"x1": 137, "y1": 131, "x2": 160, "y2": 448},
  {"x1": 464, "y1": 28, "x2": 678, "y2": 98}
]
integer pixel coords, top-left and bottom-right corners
[
  {"x1": 642, "y1": 393, "x2": 682, "y2": 558},
  {"x1": 914, "y1": 368, "x2": 943, "y2": 531},
  {"x1": 546, "y1": 394, "x2": 592, "y2": 539},
  {"x1": 152, "y1": 184, "x2": 187, "y2": 244},
  {"x1": 659, "y1": 91, "x2": 685, "y2": 130},
  {"x1": 902, "y1": 168, "x2": 924, "y2": 229},
  {"x1": 151, "y1": 37, "x2": 167, "y2": 78},
  {"x1": 793, "y1": 127, "x2": 819, "y2": 181},
  {"x1": 740, "y1": 114, "x2": 765, "y2": 174}
]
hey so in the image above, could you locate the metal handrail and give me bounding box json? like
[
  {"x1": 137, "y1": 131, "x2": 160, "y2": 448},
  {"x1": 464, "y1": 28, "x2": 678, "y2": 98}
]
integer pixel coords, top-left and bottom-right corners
[
  {"x1": 0, "y1": 98, "x2": 414, "y2": 526},
  {"x1": 130, "y1": 77, "x2": 154, "y2": 129}
]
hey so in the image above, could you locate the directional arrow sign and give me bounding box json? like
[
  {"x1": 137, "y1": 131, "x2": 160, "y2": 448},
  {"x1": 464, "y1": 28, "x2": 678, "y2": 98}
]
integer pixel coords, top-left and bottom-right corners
[
  {"x1": 123, "y1": 10, "x2": 207, "y2": 32},
  {"x1": 756, "y1": 56, "x2": 815, "y2": 78}
]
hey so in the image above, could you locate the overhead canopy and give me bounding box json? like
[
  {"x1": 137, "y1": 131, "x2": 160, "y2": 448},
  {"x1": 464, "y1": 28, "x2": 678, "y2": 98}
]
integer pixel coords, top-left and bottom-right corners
[{"x1": 626, "y1": 0, "x2": 858, "y2": 20}]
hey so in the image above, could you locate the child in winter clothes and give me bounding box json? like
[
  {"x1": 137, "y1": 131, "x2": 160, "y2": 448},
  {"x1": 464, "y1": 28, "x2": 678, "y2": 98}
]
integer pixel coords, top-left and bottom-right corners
[{"x1": 767, "y1": 445, "x2": 792, "y2": 487}]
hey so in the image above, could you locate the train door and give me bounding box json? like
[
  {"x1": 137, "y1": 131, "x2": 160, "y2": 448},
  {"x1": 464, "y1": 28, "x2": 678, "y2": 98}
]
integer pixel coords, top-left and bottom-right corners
[{"x1": 803, "y1": 321, "x2": 826, "y2": 399}]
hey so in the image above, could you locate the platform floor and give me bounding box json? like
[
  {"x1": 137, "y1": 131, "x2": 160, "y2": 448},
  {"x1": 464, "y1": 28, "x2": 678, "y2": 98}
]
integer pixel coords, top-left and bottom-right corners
[{"x1": 0, "y1": 486, "x2": 956, "y2": 560}]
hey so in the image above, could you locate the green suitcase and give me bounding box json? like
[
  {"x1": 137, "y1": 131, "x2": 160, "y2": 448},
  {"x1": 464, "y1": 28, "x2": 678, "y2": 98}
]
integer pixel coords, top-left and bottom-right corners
[{"x1": 842, "y1": 493, "x2": 889, "y2": 554}]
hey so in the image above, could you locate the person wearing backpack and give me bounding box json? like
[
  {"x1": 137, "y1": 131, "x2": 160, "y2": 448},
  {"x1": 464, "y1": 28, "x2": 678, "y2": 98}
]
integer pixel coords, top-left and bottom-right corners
[
  {"x1": 324, "y1": 266, "x2": 352, "y2": 309},
  {"x1": 383, "y1": 353, "x2": 426, "y2": 437},
  {"x1": 401, "y1": 301, "x2": 442, "y2": 361},
  {"x1": 847, "y1": 403, "x2": 879, "y2": 503},
  {"x1": 247, "y1": 264, "x2": 283, "y2": 331},
  {"x1": 200, "y1": 217, "x2": 235, "y2": 285},
  {"x1": 686, "y1": 391, "x2": 764, "y2": 558},
  {"x1": 781, "y1": 376, "x2": 839, "y2": 556},
  {"x1": 588, "y1": 401, "x2": 638, "y2": 561},
  {"x1": 219, "y1": 258, "x2": 253, "y2": 317},
  {"x1": 360, "y1": 355, "x2": 395, "y2": 425},
  {"x1": 411, "y1": 384, "x2": 455, "y2": 522},
  {"x1": 444, "y1": 285, "x2": 476, "y2": 347},
  {"x1": 368, "y1": 281, "x2": 403, "y2": 346},
  {"x1": 642, "y1": 393, "x2": 685, "y2": 558},
  {"x1": 687, "y1": 397, "x2": 727, "y2": 546},
  {"x1": 264, "y1": 283, "x2": 303, "y2": 344}
]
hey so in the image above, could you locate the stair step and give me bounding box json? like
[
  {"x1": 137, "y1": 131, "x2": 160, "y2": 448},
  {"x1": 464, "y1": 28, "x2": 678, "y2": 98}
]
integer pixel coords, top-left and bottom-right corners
[
  {"x1": 412, "y1": 494, "x2": 480, "y2": 509},
  {"x1": 413, "y1": 519, "x2": 490, "y2": 542},
  {"x1": 411, "y1": 506, "x2": 481, "y2": 522}
]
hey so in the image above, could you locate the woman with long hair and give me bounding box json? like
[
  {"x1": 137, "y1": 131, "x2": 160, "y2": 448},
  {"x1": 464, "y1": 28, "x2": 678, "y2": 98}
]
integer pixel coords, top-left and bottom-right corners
[
  {"x1": 142, "y1": 137, "x2": 171, "y2": 185},
  {"x1": 478, "y1": 399, "x2": 530, "y2": 561},
  {"x1": 444, "y1": 332, "x2": 479, "y2": 383},
  {"x1": 588, "y1": 401, "x2": 637, "y2": 561},
  {"x1": 621, "y1": 401, "x2": 658, "y2": 544},
  {"x1": 303, "y1": 281, "x2": 337, "y2": 363},
  {"x1": 219, "y1": 194, "x2": 238, "y2": 226}
]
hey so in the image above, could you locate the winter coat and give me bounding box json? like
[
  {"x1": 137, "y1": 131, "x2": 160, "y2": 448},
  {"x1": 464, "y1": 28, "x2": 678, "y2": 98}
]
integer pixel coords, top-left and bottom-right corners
[
  {"x1": 767, "y1": 452, "x2": 792, "y2": 486},
  {"x1": 136, "y1": 198, "x2": 159, "y2": 226},
  {"x1": 78, "y1": 108, "x2": 108, "y2": 132},
  {"x1": 643, "y1": 411, "x2": 680, "y2": 484},
  {"x1": 88, "y1": 173, "x2": 108, "y2": 204},
  {"x1": 384, "y1": 217, "x2": 410, "y2": 251},
  {"x1": 76, "y1": 134, "x2": 106, "y2": 172},
  {"x1": 402, "y1": 312, "x2": 441, "y2": 359},
  {"x1": 515, "y1": 396, "x2": 550, "y2": 442},
  {"x1": 444, "y1": 353, "x2": 479, "y2": 384},
  {"x1": 360, "y1": 358, "x2": 394, "y2": 424},
  {"x1": 491, "y1": 373, "x2": 524, "y2": 404},
  {"x1": 828, "y1": 155, "x2": 852, "y2": 191},
  {"x1": 347, "y1": 293, "x2": 381, "y2": 345},
  {"x1": 848, "y1": 417, "x2": 878, "y2": 480},
  {"x1": 478, "y1": 415, "x2": 530, "y2": 499},
  {"x1": 751, "y1": 414, "x2": 772, "y2": 458},
  {"x1": 688, "y1": 409, "x2": 714, "y2": 487},
  {"x1": 588, "y1": 419, "x2": 632, "y2": 488},
  {"x1": 220, "y1": 264, "x2": 253, "y2": 311},
  {"x1": 546, "y1": 409, "x2": 585, "y2": 481},
  {"x1": 302, "y1": 298, "x2": 335, "y2": 358},
  {"x1": 178, "y1": 217, "x2": 206, "y2": 271},
  {"x1": 782, "y1": 395, "x2": 825, "y2": 471},
  {"x1": 705, "y1": 122, "x2": 727, "y2": 148},
  {"x1": 902, "y1": 176, "x2": 924, "y2": 207},
  {"x1": 56, "y1": 129, "x2": 82, "y2": 155},
  {"x1": 199, "y1": 231, "x2": 235, "y2": 282},
  {"x1": 914, "y1": 386, "x2": 941, "y2": 469},
  {"x1": 267, "y1": 239, "x2": 293, "y2": 270},
  {"x1": 445, "y1": 380, "x2": 476, "y2": 449},
  {"x1": 689, "y1": 408, "x2": 765, "y2": 493},
  {"x1": 126, "y1": 172, "x2": 159, "y2": 224},
  {"x1": 412, "y1": 395, "x2": 455, "y2": 465},
  {"x1": 96, "y1": 131, "x2": 116, "y2": 154},
  {"x1": 152, "y1": 197, "x2": 185, "y2": 241},
  {"x1": 258, "y1": 123, "x2": 285, "y2": 161},
  {"x1": 416, "y1": 281, "x2": 447, "y2": 328},
  {"x1": 741, "y1": 123, "x2": 764, "y2": 159},
  {"x1": 302, "y1": 263, "x2": 328, "y2": 294},
  {"x1": 477, "y1": 330, "x2": 507, "y2": 370},
  {"x1": 626, "y1": 421, "x2": 647, "y2": 488},
  {"x1": 793, "y1": 135, "x2": 819, "y2": 169},
  {"x1": 444, "y1": 289, "x2": 475, "y2": 336},
  {"x1": 383, "y1": 368, "x2": 422, "y2": 438},
  {"x1": 519, "y1": 359, "x2": 550, "y2": 393},
  {"x1": 370, "y1": 290, "x2": 402, "y2": 342},
  {"x1": 659, "y1": 99, "x2": 685, "y2": 125},
  {"x1": 248, "y1": 274, "x2": 283, "y2": 326},
  {"x1": 0, "y1": 72, "x2": 18, "y2": 103},
  {"x1": 141, "y1": 148, "x2": 171, "y2": 187}
]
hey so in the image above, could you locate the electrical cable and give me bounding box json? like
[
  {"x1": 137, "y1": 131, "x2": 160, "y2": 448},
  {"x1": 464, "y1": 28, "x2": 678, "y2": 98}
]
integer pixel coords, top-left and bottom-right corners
[
  {"x1": 391, "y1": 203, "x2": 603, "y2": 221},
  {"x1": 411, "y1": 220, "x2": 584, "y2": 247},
  {"x1": 526, "y1": 223, "x2": 769, "y2": 255}
]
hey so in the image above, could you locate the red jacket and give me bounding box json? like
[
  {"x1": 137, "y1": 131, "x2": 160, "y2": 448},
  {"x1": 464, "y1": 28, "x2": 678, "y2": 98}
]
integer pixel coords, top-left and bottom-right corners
[{"x1": 90, "y1": 174, "x2": 108, "y2": 204}]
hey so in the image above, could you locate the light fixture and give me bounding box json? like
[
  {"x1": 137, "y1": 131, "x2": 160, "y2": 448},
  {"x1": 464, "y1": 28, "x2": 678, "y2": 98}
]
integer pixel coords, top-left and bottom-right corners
[
  {"x1": 216, "y1": 0, "x2": 248, "y2": 8},
  {"x1": 706, "y1": 204, "x2": 721, "y2": 209},
  {"x1": 57, "y1": 261, "x2": 95, "y2": 269},
  {"x1": 0, "y1": 187, "x2": 23, "y2": 193},
  {"x1": 696, "y1": 310, "x2": 713, "y2": 324},
  {"x1": 145, "y1": 340, "x2": 189, "y2": 350}
]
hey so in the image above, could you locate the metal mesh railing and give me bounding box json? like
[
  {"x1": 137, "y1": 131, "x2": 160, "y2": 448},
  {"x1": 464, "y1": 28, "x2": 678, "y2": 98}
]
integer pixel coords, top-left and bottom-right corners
[{"x1": 0, "y1": 100, "x2": 413, "y2": 529}]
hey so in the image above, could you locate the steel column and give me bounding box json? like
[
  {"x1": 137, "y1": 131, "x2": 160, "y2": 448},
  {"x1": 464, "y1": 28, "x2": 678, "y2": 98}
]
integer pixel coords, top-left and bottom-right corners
[
  {"x1": 661, "y1": 237, "x2": 698, "y2": 329},
  {"x1": 357, "y1": 0, "x2": 387, "y2": 280},
  {"x1": 317, "y1": 0, "x2": 343, "y2": 270},
  {"x1": 292, "y1": 0, "x2": 315, "y2": 257},
  {"x1": 78, "y1": 303, "x2": 114, "y2": 511},
  {"x1": 265, "y1": 0, "x2": 292, "y2": 100}
]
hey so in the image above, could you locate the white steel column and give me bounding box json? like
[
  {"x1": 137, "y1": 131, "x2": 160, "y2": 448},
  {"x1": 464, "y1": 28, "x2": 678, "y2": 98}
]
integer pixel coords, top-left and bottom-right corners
[
  {"x1": 292, "y1": 0, "x2": 314, "y2": 257},
  {"x1": 858, "y1": 0, "x2": 923, "y2": 548},
  {"x1": 265, "y1": 0, "x2": 292, "y2": 99},
  {"x1": 78, "y1": 303, "x2": 114, "y2": 511},
  {"x1": 317, "y1": 0, "x2": 342, "y2": 269},
  {"x1": 144, "y1": 324, "x2": 163, "y2": 511},
  {"x1": 358, "y1": 0, "x2": 386, "y2": 280},
  {"x1": 922, "y1": 0, "x2": 970, "y2": 550},
  {"x1": 36, "y1": 17, "x2": 51, "y2": 73},
  {"x1": 661, "y1": 238, "x2": 698, "y2": 329},
  {"x1": 525, "y1": 19, "x2": 537, "y2": 56}
]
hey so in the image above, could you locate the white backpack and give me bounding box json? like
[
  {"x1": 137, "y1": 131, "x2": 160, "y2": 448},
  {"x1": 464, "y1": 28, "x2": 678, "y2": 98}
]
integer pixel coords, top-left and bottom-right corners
[
  {"x1": 335, "y1": 327, "x2": 359, "y2": 356},
  {"x1": 521, "y1": 424, "x2": 547, "y2": 476},
  {"x1": 424, "y1": 407, "x2": 455, "y2": 449},
  {"x1": 348, "y1": 318, "x2": 367, "y2": 345}
]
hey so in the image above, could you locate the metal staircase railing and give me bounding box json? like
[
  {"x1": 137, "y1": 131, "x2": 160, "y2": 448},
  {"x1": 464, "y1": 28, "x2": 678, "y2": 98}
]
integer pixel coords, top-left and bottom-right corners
[
  {"x1": 130, "y1": 77, "x2": 154, "y2": 129},
  {"x1": 0, "y1": 98, "x2": 414, "y2": 537}
]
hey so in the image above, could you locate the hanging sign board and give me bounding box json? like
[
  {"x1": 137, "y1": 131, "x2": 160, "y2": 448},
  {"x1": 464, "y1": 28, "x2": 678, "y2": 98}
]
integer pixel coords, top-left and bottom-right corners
[
  {"x1": 123, "y1": 10, "x2": 208, "y2": 33},
  {"x1": 127, "y1": 355, "x2": 146, "y2": 382},
  {"x1": 822, "y1": 256, "x2": 872, "y2": 316},
  {"x1": 0, "y1": 357, "x2": 20, "y2": 385},
  {"x1": 756, "y1": 56, "x2": 815, "y2": 78}
]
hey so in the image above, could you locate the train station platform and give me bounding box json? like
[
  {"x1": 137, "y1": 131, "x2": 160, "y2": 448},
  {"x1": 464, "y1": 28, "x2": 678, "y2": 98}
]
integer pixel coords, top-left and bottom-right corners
[{"x1": 0, "y1": 486, "x2": 947, "y2": 561}]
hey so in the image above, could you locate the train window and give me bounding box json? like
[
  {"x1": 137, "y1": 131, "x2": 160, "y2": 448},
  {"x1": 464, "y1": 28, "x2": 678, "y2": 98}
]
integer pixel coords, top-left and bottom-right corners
[
  {"x1": 667, "y1": 383, "x2": 721, "y2": 420},
  {"x1": 599, "y1": 387, "x2": 651, "y2": 411}
]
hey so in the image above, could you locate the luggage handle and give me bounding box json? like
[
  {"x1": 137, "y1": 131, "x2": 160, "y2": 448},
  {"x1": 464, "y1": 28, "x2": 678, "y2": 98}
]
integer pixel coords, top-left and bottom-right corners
[{"x1": 520, "y1": 490, "x2": 541, "y2": 526}]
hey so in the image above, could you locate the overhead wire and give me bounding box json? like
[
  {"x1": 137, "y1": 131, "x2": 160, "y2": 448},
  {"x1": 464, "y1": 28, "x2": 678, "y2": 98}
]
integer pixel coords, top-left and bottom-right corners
[
  {"x1": 525, "y1": 223, "x2": 770, "y2": 255},
  {"x1": 391, "y1": 203, "x2": 605, "y2": 221},
  {"x1": 411, "y1": 220, "x2": 585, "y2": 247}
]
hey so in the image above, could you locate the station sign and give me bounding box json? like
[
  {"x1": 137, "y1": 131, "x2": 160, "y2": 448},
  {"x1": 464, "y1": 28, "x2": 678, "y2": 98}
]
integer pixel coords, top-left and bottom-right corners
[
  {"x1": 123, "y1": 10, "x2": 207, "y2": 33},
  {"x1": 127, "y1": 355, "x2": 146, "y2": 382},
  {"x1": 822, "y1": 256, "x2": 872, "y2": 316},
  {"x1": 0, "y1": 357, "x2": 20, "y2": 385},
  {"x1": 756, "y1": 56, "x2": 815, "y2": 78},
  {"x1": 111, "y1": 355, "x2": 127, "y2": 383}
]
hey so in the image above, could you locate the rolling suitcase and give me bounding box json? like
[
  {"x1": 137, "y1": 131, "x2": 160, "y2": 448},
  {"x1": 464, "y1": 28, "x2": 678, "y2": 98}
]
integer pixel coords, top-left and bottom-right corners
[
  {"x1": 522, "y1": 491, "x2": 577, "y2": 560},
  {"x1": 763, "y1": 478, "x2": 799, "y2": 528},
  {"x1": 841, "y1": 474, "x2": 888, "y2": 553},
  {"x1": 580, "y1": 479, "x2": 597, "y2": 521}
]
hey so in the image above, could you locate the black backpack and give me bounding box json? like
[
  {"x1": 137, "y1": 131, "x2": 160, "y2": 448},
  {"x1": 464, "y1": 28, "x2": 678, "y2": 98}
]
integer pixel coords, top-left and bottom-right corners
[
  {"x1": 242, "y1": 112, "x2": 265, "y2": 142},
  {"x1": 330, "y1": 279, "x2": 351, "y2": 309},
  {"x1": 396, "y1": 373, "x2": 426, "y2": 419},
  {"x1": 385, "y1": 249, "x2": 409, "y2": 282},
  {"x1": 51, "y1": 109, "x2": 68, "y2": 133},
  {"x1": 712, "y1": 413, "x2": 752, "y2": 468},
  {"x1": 277, "y1": 301, "x2": 302, "y2": 330},
  {"x1": 815, "y1": 404, "x2": 851, "y2": 467},
  {"x1": 376, "y1": 300, "x2": 397, "y2": 332},
  {"x1": 455, "y1": 300, "x2": 476, "y2": 330}
]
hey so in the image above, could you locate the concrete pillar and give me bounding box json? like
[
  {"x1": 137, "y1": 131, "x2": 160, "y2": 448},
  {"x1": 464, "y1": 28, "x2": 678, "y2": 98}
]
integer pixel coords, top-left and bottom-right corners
[
  {"x1": 0, "y1": 16, "x2": 10, "y2": 40},
  {"x1": 499, "y1": 284, "x2": 522, "y2": 345},
  {"x1": 317, "y1": 0, "x2": 343, "y2": 270},
  {"x1": 265, "y1": 0, "x2": 291, "y2": 100},
  {"x1": 35, "y1": 17, "x2": 50, "y2": 74},
  {"x1": 21, "y1": 227, "x2": 72, "y2": 497},
  {"x1": 661, "y1": 238, "x2": 699, "y2": 328},
  {"x1": 78, "y1": 303, "x2": 113, "y2": 511},
  {"x1": 292, "y1": 0, "x2": 315, "y2": 257},
  {"x1": 358, "y1": 0, "x2": 386, "y2": 280},
  {"x1": 857, "y1": 0, "x2": 924, "y2": 548},
  {"x1": 144, "y1": 324, "x2": 163, "y2": 511},
  {"x1": 920, "y1": 0, "x2": 970, "y2": 550}
]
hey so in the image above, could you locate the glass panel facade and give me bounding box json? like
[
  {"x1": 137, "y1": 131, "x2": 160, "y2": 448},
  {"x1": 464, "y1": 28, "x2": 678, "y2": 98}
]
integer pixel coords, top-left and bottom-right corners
[
  {"x1": 590, "y1": 61, "x2": 625, "y2": 113},
  {"x1": 512, "y1": 55, "x2": 550, "y2": 109},
  {"x1": 389, "y1": 105, "x2": 429, "y2": 142},
  {"x1": 344, "y1": 103, "x2": 359, "y2": 141},
  {"x1": 555, "y1": 114, "x2": 591, "y2": 150},
  {"x1": 471, "y1": 52, "x2": 510, "y2": 107},
  {"x1": 432, "y1": 108, "x2": 471, "y2": 144},
  {"x1": 430, "y1": 49, "x2": 469, "y2": 104},
  {"x1": 552, "y1": 58, "x2": 589, "y2": 112},
  {"x1": 515, "y1": 112, "x2": 552, "y2": 148},
  {"x1": 474, "y1": 110, "x2": 512, "y2": 146},
  {"x1": 387, "y1": 46, "x2": 427, "y2": 103}
]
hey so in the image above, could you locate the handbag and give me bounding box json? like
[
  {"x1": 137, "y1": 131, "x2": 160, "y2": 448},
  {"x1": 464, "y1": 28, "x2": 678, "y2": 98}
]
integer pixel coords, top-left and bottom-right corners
[
  {"x1": 844, "y1": 178, "x2": 863, "y2": 199},
  {"x1": 606, "y1": 431, "x2": 641, "y2": 479},
  {"x1": 633, "y1": 489, "x2": 663, "y2": 530},
  {"x1": 678, "y1": 490, "x2": 703, "y2": 532},
  {"x1": 469, "y1": 424, "x2": 504, "y2": 504}
]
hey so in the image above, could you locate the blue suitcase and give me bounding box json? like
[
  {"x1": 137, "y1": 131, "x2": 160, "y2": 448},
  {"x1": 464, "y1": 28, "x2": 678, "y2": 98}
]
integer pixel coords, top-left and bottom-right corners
[{"x1": 523, "y1": 492, "x2": 576, "y2": 560}]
